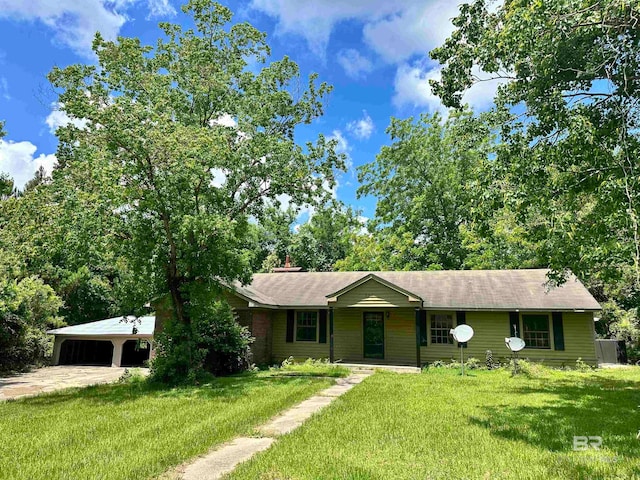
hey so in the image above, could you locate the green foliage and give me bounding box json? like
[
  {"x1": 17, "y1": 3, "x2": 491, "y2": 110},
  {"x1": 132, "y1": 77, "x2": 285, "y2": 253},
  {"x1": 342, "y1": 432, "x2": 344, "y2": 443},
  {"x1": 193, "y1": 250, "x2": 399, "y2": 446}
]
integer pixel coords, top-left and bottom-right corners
[
  {"x1": 351, "y1": 109, "x2": 492, "y2": 270},
  {"x1": 0, "y1": 173, "x2": 14, "y2": 200},
  {"x1": 47, "y1": 1, "x2": 342, "y2": 379},
  {"x1": 0, "y1": 276, "x2": 63, "y2": 372},
  {"x1": 289, "y1": 201, "x2": 362, "y2": 271},
  {"x1": 431, "y1": 0, "x2": 640, "y2": 352},
  {"x1": 151, "y1": 296, "x2": 252, "y2": 383}
]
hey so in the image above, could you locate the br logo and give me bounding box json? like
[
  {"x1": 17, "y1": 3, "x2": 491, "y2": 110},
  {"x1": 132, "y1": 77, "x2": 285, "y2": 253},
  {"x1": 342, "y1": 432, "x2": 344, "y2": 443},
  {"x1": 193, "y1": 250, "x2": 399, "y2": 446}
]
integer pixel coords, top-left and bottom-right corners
[{"x1": 573, "y1": 436, "x2": 602, "y2": 451}]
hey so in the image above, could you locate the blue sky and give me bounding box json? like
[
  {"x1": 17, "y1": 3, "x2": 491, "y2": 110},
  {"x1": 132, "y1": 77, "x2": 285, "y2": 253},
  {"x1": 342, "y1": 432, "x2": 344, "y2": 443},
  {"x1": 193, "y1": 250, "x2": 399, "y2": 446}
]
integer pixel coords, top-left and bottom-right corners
[{"x1": 0, "y1": 0, "x2": 504, "y2": 221}]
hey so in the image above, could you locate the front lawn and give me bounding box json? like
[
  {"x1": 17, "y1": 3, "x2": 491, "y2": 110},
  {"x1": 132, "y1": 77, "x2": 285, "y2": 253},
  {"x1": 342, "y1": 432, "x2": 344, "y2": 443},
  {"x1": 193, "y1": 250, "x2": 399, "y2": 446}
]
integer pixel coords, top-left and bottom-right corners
[
  {"x1": 228, "y1": 367, "x2": 640, "y2": 479},
  {"x1": 0, "y1": 371, "x2": 335, "y2": 480}
]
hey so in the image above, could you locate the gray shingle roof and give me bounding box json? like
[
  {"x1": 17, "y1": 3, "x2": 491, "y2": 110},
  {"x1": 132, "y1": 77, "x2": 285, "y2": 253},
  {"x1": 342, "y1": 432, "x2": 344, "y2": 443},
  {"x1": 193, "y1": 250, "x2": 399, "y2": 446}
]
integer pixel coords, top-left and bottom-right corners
[
  {"x1": 238, "y1": 269, "x2": 601, "y2": 311},
  {"x1": 48, "y1": 316, "x2": 156, "y2": 336}
]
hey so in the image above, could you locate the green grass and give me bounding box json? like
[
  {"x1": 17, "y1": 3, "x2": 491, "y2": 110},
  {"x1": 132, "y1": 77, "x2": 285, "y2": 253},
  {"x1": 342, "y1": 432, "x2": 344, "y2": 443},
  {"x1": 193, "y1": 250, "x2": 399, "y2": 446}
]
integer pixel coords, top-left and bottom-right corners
[
  {"x1": 228, "y1": 367, "x2": 640, "y2": 480},
  {"x1": 0, "y1": 370, "x2": 334, "y2": 480},
  {"x1": 271, "y1": 357, "x2": 351, "y2": 378}
]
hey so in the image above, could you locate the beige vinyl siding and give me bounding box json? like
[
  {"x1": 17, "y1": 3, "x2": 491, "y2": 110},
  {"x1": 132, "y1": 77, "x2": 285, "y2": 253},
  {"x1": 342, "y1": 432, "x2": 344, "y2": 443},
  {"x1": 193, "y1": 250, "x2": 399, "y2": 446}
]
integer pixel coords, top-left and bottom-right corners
[
  {"x1": 271, "y1": 310, "x2": 329, "y2": 362},
  {"x1": 332, "y1": 280, "x2": 415, "y2": 308},
  {"x1": 420, "y1": 311, "x2": 597, "y2": 366}
]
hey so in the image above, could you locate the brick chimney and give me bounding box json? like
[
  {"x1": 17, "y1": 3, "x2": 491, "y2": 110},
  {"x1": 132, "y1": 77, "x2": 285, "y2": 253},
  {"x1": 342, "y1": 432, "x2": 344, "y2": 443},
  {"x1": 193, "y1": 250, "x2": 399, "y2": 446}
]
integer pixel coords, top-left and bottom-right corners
[{"x1": 273, "y1": 254, "x2": 303, "y2": 272}]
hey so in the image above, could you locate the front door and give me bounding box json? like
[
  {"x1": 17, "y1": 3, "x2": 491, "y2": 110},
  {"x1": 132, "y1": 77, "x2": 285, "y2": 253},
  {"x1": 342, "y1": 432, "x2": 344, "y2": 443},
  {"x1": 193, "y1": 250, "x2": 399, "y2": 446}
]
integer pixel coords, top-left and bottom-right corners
[{"x1": 363, "y1": 312, "x2": 384, "y2": 359}]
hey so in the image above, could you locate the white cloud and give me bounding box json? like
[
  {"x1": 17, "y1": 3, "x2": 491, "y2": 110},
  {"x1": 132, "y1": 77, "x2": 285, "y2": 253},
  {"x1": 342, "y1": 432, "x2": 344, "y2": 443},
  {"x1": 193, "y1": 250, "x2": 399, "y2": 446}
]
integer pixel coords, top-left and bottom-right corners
[
  {"x1": 392, "y1": 63, "x2": 446, "y2": 114},
  {"x1": 0, "y1": 139, "x2": 56, "y2": 189},
  {"x1": 45, "y1": 103, "x2": 89, "y2": 134},
  {"x1": 393, "y1": 62, "x2": 508, "y2": 113},
  {"x1": 347, "y1": 111, "x2": 375, "y2": 140},
  {"x1": 0, "y1": 77, "x2": 9, "y2": 100},
  {"x1": 336, "y1": 49, "x2": 373, "y2": 79},
  {"x1": 362, "y1": 1, "x2": 460, "y2": 63},
  {"x1": 329, "y1": 129, "x2": 352, "y2": 170},
  {"x1": 250, "y1": 0, "x2": 461, "y2": 63},
  {"x1": 249, "y1": 0, "x2": 402, "y2": 58},
  {"x1": 0, "y1": 0, "x2": 175, "y2": 58},
  {"x1": 210, "y1": 168, "x2": 227, "y2": 188},
  {"x1": 210, "y1": 113, "x2": 238, "y2": 128}
]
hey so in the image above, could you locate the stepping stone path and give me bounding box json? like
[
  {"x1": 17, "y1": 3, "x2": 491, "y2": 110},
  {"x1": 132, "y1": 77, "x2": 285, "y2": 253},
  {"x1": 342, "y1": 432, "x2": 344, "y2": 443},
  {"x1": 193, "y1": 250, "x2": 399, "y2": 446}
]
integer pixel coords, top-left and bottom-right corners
[{"x1": 179, "y1": 371, "x2": 372, "y2": 480}]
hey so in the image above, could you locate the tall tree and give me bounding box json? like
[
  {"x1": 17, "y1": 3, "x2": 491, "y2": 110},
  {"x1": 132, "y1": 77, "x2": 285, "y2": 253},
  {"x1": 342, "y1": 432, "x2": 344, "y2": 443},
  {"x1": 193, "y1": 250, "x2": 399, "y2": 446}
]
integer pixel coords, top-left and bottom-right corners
[
  {"x1": 431, "y1": 0, "x2": 640, "y2": 289},
  {"x1": 289, "y1": 200, "x2": 362, "y2": 271},
  {"x1": 357, "y1": 110, "x2": 491, "y2": 270},
  {"x1": 48, "y1": 1, "x2": 343, "y2": 376},
  {"x1": 431, "y1": 0, "x2": 640, "y2": 359}
]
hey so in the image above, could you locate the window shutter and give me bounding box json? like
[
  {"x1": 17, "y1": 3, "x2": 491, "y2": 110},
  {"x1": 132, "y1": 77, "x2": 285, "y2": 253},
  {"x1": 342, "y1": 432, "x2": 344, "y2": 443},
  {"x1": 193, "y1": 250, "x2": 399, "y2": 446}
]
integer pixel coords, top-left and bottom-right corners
[
  {"x1": 319, "y1": 310, "x2": 327, "y2": 344},
  {"x1": 419, "y1": 310, "x2": 428, "y2": 346},
  {"x1": 286, "y1": 310, "x2": 294, "y2": 343},
  {"x1": 509, "y1": 312, "x2": 519, "y2": 337},
  {"x1": 456, "y1": 311, "x2": 467, "y2": 348},
  {"x1": 552, "y1": 312, "x2": 565, "y2": 351}
]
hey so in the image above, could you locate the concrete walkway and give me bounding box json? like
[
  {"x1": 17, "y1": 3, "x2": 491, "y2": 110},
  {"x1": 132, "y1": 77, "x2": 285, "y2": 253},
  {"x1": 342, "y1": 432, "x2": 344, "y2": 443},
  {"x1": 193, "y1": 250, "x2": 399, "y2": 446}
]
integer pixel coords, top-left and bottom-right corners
[
  {"x1": 179, "y1": 372, "x2": 371, "y2": 480},
  {"x1": 0, "y1": 366, "x2": 146, "y2": 401}
]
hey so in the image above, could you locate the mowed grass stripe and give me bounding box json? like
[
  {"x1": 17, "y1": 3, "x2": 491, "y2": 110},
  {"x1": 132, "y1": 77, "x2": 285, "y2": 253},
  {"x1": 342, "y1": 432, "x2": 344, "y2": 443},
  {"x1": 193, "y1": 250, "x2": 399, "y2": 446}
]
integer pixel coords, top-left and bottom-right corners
[
  {"x1": 227, "y1": 368, "x2": 640, "y2": 480},
  {"x1": 0, "y1": 373, "x2": 332, "y2": 480}
]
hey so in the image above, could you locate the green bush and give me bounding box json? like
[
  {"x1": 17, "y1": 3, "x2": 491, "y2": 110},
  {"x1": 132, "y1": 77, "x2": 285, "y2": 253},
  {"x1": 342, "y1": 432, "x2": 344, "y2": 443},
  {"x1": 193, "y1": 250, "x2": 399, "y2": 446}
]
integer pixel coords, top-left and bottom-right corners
[
  {"x1": 150, "y1": 295, "x2": 252, "y2": 384},
  {"x1": 0, "y1": 276, "x2": 63, "y2": 373},
  {"x1": 464, "y1": 357, "x2": 482, "y2": 370}
]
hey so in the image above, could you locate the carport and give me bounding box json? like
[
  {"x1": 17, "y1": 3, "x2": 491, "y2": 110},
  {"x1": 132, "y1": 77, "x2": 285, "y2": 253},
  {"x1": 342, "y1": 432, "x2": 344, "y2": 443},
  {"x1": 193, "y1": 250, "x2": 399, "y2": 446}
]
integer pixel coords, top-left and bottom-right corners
[{"x1": 48, "y1": 316, "x2": 155, "y2": 367}]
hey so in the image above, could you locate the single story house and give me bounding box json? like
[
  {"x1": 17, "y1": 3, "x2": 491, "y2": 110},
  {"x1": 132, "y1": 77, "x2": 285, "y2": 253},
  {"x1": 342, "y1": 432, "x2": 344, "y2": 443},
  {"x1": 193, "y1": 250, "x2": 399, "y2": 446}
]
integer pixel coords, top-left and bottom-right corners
[
  {"x1": 155, "y1": 268, "x2": 601, "y2": 367},
  {"x1": 48, "y1": 316, "x2": 155, "y2": 367}
]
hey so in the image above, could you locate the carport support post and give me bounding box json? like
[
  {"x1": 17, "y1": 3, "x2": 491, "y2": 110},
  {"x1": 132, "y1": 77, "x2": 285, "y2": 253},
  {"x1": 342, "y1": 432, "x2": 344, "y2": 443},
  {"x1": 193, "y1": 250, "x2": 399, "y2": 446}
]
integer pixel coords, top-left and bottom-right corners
[
  {"x1": 52, "y1": 337, "x2": 64, "y2": 365},
  {"x1": 415, "y1": 308, "x2": 421, "y2": 369},
  {"x1": 329, "y1": 307, "x2": 334, "y2": 363},
  {"x1": 111, "y1": 339, "x2": 126, "y2": 367}
]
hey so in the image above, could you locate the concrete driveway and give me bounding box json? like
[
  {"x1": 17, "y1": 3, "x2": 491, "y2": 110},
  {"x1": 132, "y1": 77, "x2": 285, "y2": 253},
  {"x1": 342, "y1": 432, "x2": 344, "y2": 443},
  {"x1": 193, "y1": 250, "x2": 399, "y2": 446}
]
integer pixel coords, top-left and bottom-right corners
[{"x1": 0, "y1": 366, "x2": 146, "y2": 401}]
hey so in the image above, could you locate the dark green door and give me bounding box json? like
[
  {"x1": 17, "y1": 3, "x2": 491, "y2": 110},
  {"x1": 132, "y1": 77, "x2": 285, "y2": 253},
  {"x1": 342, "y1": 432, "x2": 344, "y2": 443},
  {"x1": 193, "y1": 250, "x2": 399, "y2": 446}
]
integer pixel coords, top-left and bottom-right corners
[{"x1": 363, "y1": 312, "x2": 384, "y2": 359}]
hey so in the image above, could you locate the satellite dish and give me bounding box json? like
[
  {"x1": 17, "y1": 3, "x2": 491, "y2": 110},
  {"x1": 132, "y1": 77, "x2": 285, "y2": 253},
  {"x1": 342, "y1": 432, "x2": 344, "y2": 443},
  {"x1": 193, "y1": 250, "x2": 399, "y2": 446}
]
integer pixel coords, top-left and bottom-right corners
[
  {"x1": 505, "y1": 337, "x2": 526, "y2": 352},
  {"x1": 449, "y1": 325, "x2": 474, "y2": 376},
  {"x1": 450, "y1": 325, "x2": 474, "y2": 343}
]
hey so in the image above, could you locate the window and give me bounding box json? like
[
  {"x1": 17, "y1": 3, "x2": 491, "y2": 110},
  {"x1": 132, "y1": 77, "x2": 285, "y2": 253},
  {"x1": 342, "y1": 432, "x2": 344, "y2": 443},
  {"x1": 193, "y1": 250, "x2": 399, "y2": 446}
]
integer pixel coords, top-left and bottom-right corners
[
  {"x1": 522, "y1": 314, "x2": 550, "y2": 348},
  {"x1": 430, "y1": 314, "x2": 453, "y2": 344},
  {"x1": 296, "y1": 311, "x2": 318, "y2": 342}
]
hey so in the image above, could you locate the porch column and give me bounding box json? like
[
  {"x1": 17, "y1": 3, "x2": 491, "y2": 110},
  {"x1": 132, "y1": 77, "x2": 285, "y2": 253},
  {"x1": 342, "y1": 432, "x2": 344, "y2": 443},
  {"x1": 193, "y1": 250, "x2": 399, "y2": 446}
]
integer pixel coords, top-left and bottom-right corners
[
  {"x1": 52, "y1": 337, "x2": 64, "y2": 365},
  {"x1": 329, "y1": 307, "x2": 334, "y2": 363},
  {"x1": 111, "y1": 338, "x2": 126, "y2": 367},
  {"x1": 415, "y1": 308, "x2": 421, "y2": 368}
]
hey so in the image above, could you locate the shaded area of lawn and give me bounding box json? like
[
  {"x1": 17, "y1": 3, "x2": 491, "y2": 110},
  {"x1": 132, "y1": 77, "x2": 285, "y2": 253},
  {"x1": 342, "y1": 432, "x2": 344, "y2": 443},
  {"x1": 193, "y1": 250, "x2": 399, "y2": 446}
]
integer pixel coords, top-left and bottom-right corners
[
  {"x1": 228, "y1": 368, "x2": 640, "y2": 480},
  {"x1": 0, "y1": 371, "x2": 333, "y2": 480}
]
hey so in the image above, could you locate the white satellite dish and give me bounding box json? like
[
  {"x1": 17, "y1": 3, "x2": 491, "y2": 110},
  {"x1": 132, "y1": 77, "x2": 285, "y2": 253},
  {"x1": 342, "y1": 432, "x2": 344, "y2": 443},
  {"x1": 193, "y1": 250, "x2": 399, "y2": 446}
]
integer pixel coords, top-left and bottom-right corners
[
  {"x1": 505, "y1": 337, "x2": 526, "y2": 375},
  {"x1": 505, "y1": 337, "x2": 526, "y2": 352},
  {"x1": 450, "y1": 325, "x2": 474, "y2": 376},
  {"x1": 451, "y1": 325, "x2": 474, "y2": 343}
]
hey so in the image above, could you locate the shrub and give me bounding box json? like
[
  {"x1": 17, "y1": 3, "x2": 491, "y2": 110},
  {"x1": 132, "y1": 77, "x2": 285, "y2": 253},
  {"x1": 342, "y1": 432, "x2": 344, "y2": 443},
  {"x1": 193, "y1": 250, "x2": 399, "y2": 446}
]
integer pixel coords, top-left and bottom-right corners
[
  {"x1": 0, "y1": 276, "x2": 63, "y2": 373},
  {"x1": 464, "y1": 357, "x2": 482, "y2": 370},
  {"x1": 430, "y1": 360, "x2": 447, "y2": 368},
  {"x1": 575, "y1": 357, "x2": 593, "y2": 372},
  {"x1": 151, "y1": 294, "x2": 252, "y2": 384}
]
